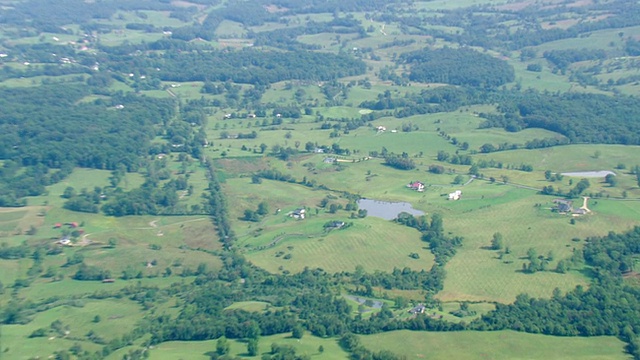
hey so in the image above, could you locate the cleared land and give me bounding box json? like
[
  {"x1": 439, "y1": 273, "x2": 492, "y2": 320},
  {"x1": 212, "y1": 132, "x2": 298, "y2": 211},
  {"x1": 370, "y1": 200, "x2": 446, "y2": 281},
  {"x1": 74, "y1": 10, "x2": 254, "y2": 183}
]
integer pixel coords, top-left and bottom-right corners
[{"x1": 360, "y1": 330, "x2": 628, "y2": 360}]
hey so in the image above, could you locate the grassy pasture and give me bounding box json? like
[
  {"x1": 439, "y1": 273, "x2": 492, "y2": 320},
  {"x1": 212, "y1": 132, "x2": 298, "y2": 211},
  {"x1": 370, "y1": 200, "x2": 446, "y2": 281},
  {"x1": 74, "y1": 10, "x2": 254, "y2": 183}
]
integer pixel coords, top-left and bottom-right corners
[
  {"x1": 435, "y1": 183, "x2": 640, "y2": 303},
  {"x1": 531, "y1": 26, "x2": 640, "y2": 54},
  {"x1": 149, "y1": 332, "x2": 347, "y2": 360},
  {"x1": 473, "y1": 144, "x2": 640, "y2": 172},
  {"x1": 470, "y1": 144, "x2": 640, "y2": 197},
  {"x1": 23, "y1": 298, "x2": 141, "y2": 339},
  {"x1": 18, "y1": 276, "x2": 192, "y2": 303},
  {"x1": 224, "y1": 301, "x2": 271, "y2": 312},
  {"x1": 0, "y1": 206, "x2": 46, "y2": 241},
  {"x1": 2, "y1": 324, "x2": 102, "y2": 360},
  {"x1": 215, "y1": 20, "x2": 248, "y2": 38},
  {"x1": 360, "y1": 330, "x2": 628, "y2": 360},
  {"x1": 245, "y1": 216, "x2": 435, "y2": 273},
  {"x1": 0, "y1": 74, "x2": 88, "y2": 88},
  {"x1": 509, "y1": 58, "x2": 574, "y2": 93}
]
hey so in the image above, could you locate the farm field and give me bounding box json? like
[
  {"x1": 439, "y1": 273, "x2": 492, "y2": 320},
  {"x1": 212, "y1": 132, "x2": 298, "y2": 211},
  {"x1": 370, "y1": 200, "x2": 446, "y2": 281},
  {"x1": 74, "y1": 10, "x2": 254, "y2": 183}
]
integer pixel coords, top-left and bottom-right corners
[
  {"x1": 148, "y1": 332, "x2": 347, "y2": 360},
  {"x1": 245, "y1": 216, "x2": 435, "y2": 273},
  {"x1": 360, "y1": 330, "x2": 628, "y2": 360}
]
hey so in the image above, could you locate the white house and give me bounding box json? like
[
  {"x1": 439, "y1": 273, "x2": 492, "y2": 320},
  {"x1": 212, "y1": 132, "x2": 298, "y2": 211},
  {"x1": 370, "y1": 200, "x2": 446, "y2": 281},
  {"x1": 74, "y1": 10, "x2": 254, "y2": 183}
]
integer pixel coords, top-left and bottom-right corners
[
  {"x1": 448, "y1": 190, "x2": 462, "y2": 200},
  {"x1": 290, "y1": 208, "x2": 306, "y2": 219}
]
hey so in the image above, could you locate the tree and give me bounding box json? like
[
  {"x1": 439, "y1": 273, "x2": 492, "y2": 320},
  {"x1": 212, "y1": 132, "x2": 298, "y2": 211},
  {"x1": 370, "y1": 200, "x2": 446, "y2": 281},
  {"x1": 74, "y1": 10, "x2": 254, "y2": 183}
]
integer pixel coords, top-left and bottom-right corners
[
  {"x1": 62, "y1": 186, "x2": 76, "y2": 199},
  {"x1": 256, "y1": 201, "x2": 269, "y2": 216},
  {"x1": 247, "y1": 338, "x2": 259, "y2": 356},
  {"x1": 453, "y1": 175, "x2": 465, "y2": 185},
  {"x1": 108, "y1": 238, "x2": 117, "y2": 248},
  {"x1": 292, "y1": 324, "x2": 304, "y2": 339},
  {"x1": 605, "y1": 173, "x2": 617, "y2": 187},
  {"x1": 305, "y1": 141, "x2": 315, "y2": 152},
  {"x1": 216, "y1": 337, "x2": 230, "y2": 355},
  {"x1": 491, "y1": 232, "x2": 503, "y2": 250},
  {"x1": 318, "y1": 345, "x2": 324, "y2": 354},
  {"x1": 329, "y1": 203, "x2": 339, "y2": 214},
  {"x1": 243, "y1": 209, "x2": 259, "y2": 222},
  {"x1": 259, "y1": 143, "x2": 268, "y2": 154}
]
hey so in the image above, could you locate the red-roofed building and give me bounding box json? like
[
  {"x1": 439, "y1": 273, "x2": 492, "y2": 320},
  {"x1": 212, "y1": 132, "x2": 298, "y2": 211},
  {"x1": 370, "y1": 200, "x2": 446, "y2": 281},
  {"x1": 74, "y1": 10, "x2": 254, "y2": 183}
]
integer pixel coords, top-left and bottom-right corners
[
  {"x1": 54, "y1": 223, "x2": 62, "y2": 229},
  {"x1": 406, "y1": 181, "x2": 425, "y2": 192}
]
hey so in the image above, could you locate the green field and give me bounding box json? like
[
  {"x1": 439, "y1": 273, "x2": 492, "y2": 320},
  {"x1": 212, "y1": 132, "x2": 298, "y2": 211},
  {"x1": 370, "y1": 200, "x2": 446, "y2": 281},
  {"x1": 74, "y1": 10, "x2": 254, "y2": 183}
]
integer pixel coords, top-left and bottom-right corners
[
  {"x1": 246, "y1": 217, "x2": 435, "y2": 273},
  {"x1": 360, "y1": 330, "x2": 628, "y2": 360},
  {"x1": 148, "y1": 332, "x2": 347, "y2": 360}
]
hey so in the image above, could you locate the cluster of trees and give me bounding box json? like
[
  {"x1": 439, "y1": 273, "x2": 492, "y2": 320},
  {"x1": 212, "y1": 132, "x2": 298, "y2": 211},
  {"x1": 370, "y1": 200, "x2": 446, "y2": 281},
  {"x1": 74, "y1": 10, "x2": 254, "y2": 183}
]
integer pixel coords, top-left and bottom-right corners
[
  {"x1": 400, "y1": 47, "x2": 515, "y2": 88},
  {"x1": 362, "y1": 85, "x2": 640, "y2": 146},
  {"x1": 106, "y1": 48, "x2": 365, "y2": 86},
  {"x1": 543, "y1": 48, "x2": 607, "y2": 71},
  {"x1": 243, "y1": 202, "x2": 269, "y2": 222},
  {"x1": 0, "y1": 84, "x2": 177, "y2": 204},
  {"x1": 203, "y1": 159, "x2": 235, "y2": 249},
  {"x1": 383, "y1": 153, "x2": 415, "y2": 170}
]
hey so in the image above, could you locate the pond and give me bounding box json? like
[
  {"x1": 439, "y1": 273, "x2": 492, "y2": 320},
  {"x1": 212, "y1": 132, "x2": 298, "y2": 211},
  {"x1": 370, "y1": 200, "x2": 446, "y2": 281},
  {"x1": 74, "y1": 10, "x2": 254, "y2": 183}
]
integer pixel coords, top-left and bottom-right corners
[{"x1": 357, "y1": 198, "x2": 424, "y2": 220}]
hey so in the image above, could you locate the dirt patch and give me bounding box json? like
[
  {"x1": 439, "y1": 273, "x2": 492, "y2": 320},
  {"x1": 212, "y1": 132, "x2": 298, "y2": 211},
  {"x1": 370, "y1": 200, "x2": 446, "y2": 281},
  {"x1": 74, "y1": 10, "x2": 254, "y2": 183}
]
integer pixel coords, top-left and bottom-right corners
[
  {"x1": 218, "y1": 38, "x2": 254, "y2": 48},
  {"x1": 181, "y1": 219, "x2": 221, "y2": 250},
  {"x1": 541, "y1": 19, "x2": 579, "y2": 30},
  {"x1": 171, "y1": 0, "x2": 207, "y2": 10},
  {"x1": 560, "y1": 170, "x2": 615, "y2": 178},
  {"x1": 495, "y1": 0, "x2": 537, "y2": 12},
  {"x1": 263, "y1": 4, "x2": 289, "y2": 13},
  {"x1": 567, "y1": 0, "x2": 593, "y2": 7},
  {"x1": 215, "y1": 157, "x2": 268, "y2": 175}
]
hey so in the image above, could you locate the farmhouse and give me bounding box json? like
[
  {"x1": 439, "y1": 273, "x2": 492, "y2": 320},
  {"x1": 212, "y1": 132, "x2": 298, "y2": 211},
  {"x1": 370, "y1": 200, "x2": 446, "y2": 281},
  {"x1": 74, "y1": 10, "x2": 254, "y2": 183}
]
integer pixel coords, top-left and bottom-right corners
[
  {"x1": 553, "y1": 197, "x2": 591, "y2": 216},
  {"x1": 407, "y1": 181, "x2": 425, "y2": 192},
  {"x1": 290, "y1": 208, "x2": 306, "y2": 219},
  {"x1": 409, "y1": 304, "x2": 426, "y2": 315},
  {"x1": 554, "y1": 199, "x2": 572, "y2": 213},
  {"x1": 376, "y1": 125, "x2": 386, "y2": 132},
  {"x1": 56, "y1": 238, "x2": 71, "y2": 246},
  {"x1": 448, "y1": 190, "x2": 462, "y2": 200}
]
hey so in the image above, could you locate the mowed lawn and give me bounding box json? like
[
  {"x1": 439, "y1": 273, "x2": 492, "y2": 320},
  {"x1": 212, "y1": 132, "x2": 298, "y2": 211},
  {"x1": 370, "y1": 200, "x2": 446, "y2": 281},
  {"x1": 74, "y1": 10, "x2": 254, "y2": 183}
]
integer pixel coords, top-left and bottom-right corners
[
  {"x1": 246, "y1": 217, "x2": 434, "y2": 274},
  {"x1": 360, "y1": 330, "x2": 628, "y2": 360},
  {"x1": 437, "y1": 183, "x2": 640, "y2": 303}
]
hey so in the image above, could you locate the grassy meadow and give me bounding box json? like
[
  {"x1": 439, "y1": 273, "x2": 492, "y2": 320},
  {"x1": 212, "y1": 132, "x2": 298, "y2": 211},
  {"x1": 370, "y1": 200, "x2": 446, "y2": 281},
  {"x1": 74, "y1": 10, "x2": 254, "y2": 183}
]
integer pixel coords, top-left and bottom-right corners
[
  {"x1": 360, "y1": 330, "x2": 628, "y2": 360},
  {"x1": 148, "y1": 332, "x2": 347, "y2": 360}
]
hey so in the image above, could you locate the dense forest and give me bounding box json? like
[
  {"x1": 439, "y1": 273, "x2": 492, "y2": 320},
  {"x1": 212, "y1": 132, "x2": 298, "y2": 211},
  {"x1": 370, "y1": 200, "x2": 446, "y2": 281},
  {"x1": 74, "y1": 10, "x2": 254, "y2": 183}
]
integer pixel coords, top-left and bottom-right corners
[
  {"x1": 361, "y1": 86, "x2": 640, "y2": 145},
  {"x1": 0, "y1": 84, "x2": 176, "y2": 205},
  {"x1": 107, "y1": 49, "x2": 367, "y2": 85},
  {"x1": 400, "y1": 47, "x2": 515, "y2": 88}
]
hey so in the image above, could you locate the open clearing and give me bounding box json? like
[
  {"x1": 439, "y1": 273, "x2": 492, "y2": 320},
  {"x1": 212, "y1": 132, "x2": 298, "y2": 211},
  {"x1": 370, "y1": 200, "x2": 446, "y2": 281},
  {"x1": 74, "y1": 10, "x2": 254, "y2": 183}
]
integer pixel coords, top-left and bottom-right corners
[
  {"x1": 245, "y1": 217, "x2": 435, "y2": 273},
  {"x1": 360, "y1": 330, "x2": 628, "y2": 360}
]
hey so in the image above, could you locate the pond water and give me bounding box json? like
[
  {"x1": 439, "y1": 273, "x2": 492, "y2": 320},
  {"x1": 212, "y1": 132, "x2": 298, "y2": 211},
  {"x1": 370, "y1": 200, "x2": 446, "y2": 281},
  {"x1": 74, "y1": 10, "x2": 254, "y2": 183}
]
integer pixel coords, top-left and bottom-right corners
[
  {"x1": 561, "y1": 170, "x2": 616, "y2": 178},
  {"x1": 357, "y1": 198, "x2": 424, "y2": 220}
]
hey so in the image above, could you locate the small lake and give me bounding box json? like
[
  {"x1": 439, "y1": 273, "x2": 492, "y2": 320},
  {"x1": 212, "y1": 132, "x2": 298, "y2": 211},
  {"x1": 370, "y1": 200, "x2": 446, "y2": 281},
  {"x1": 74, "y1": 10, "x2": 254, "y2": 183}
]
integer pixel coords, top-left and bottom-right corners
[{"x1": 357, "y1": 198, "x2": 424, "y2": 220}]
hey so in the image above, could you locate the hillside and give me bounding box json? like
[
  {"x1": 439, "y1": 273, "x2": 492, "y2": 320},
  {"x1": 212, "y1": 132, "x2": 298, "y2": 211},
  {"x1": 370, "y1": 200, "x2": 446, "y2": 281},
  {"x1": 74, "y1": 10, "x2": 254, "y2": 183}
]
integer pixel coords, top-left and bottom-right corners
[{"x1": 2, "y1": 0, "x2": 640, "y2": 359}]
